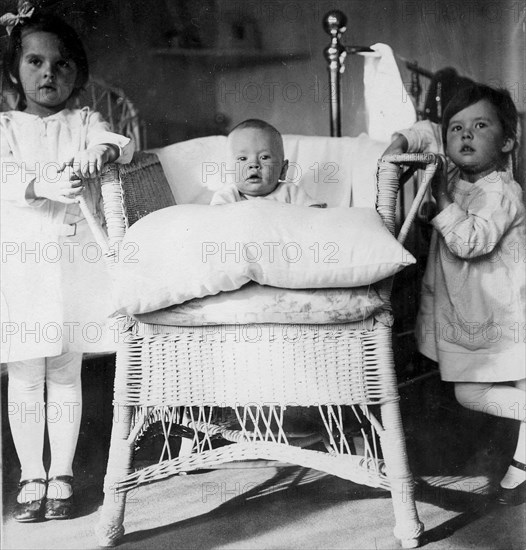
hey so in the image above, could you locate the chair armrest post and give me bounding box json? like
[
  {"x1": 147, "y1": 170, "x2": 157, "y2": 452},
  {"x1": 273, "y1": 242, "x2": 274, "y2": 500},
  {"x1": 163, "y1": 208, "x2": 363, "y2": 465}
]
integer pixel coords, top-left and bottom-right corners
[
  {"x1": 377, "y1": 153, "x2": 439, "y2": 244},
  {"x1": 375, "y1": 153, "x2": 439, "y2": 303},
  {"x1": 100, "y1": 163, "x2": 127, "y2": 259}
]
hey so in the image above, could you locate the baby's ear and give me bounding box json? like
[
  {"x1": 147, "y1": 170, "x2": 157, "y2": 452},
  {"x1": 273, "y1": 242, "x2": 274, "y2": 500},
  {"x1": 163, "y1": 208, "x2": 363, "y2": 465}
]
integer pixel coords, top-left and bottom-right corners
[
  {"x1": 280, "y1": 159, "x2": 289, "y2": 180},
  {"x1": 501, "y1": 137, "x2": 515, "y2": 154}
]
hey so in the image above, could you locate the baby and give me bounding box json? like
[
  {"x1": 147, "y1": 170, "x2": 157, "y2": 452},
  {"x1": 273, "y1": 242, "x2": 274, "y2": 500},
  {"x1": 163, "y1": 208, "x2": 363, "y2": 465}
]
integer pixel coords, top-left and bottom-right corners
[{"x1": 210, "y1": 119, "x2": 325, "y2": 206}]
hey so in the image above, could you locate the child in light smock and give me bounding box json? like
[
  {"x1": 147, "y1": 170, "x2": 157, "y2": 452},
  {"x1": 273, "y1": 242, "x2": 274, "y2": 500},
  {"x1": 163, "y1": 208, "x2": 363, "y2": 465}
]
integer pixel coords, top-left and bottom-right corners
[
  {"x1": 210, "y1": 119, "x2": 325, "y2": 207},
  {"x1": 385, "y1": 84, "x2": 526, "y2": 505},
  {"x1": 0, "y1": 8, "x2": 133, "y2": 521}
]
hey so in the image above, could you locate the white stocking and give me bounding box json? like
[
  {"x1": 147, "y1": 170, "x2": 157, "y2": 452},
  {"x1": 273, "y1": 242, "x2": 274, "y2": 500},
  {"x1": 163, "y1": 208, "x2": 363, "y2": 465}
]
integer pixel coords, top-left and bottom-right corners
[
  {"x1": 46, "y1": 352, "x2": 82, "y2": 498},
  {"x1": 7, "y1": 358, "x2": 46, "y2": 501},
  {"x1": 455, "y1": 380, "x2": 526, "y2": 488},
  {"x1": 7, "y1": 352, "x2": 83, "y2": 501}
]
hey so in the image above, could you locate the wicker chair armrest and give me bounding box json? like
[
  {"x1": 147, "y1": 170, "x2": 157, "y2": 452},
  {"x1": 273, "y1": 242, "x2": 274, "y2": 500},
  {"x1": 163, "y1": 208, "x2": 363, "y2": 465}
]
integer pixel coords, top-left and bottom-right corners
[
  {"x1": 100, "y1": 152, "x2": 176, "y2": 251},
  {"x1": 376, "y1": 153, "x2": 440, "y2": 240},
  {"x1": 374, "y1": 153, "x2": 440, "y2": 303}
]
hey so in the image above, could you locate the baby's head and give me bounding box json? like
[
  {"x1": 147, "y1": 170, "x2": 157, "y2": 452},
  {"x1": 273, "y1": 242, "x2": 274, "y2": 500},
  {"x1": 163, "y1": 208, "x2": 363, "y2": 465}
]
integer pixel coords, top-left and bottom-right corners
[
  {"x1": 3, "y1": 12, "x2": 89, "y2": 112},
  {"x1": 442, "y1": 84, "x2": 517, "y2": 180},
  {"x1": 227, "y1": 119, "x2": 289, "y2": 197}
]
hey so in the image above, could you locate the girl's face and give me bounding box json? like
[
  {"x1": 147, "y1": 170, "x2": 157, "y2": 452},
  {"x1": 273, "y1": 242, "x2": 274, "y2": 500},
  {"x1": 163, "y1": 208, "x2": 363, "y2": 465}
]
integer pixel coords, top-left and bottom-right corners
[
  {"x1": 445, "y1": 99, "x2": 514, "y2": 182},
  {"x1": 14, "y1": 31, "x2": 78, "y2": 116}
]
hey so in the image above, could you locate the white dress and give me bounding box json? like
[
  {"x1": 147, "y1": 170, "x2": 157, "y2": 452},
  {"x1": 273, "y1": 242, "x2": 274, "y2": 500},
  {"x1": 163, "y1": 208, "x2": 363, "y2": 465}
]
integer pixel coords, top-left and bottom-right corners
[
  {"x1": 416, "y1": 171, "x2": 526, "y2": 382},
  {"x1": 398, "y1": 121, "x2": 525, "y2": 382},
  {"x1": 0, "y1": 108, "x2": 134, "y2": 362}
]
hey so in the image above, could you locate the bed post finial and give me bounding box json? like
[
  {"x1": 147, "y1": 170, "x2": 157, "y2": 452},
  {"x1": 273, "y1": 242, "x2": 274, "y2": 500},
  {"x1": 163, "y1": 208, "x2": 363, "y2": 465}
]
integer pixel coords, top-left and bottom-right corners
[
  {"x1": 323, "y1": 9, "x2": 347, "y2": 37},
  {"x1": 323, "y1": 10, "x2": 348, "y2": 137}
]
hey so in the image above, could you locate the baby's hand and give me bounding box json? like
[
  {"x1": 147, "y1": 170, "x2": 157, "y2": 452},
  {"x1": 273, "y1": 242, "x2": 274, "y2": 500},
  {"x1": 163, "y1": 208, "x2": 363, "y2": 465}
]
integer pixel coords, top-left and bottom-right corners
[
  {"x1": 63, "y1": 144, "x2": 119, "y2": 179},
  {"x1": 33, "y1": 167, "x2": 84, "y2": 204}
]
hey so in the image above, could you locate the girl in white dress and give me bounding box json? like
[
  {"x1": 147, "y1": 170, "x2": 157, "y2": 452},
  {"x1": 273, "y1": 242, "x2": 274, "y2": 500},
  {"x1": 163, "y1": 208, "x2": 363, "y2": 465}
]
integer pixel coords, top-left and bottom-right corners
[
  {"x1": 384, "y1": 84, "x2": 526, "y2": 505},
  {"x1": 0, "y1": 7, "x2": 133, "y2": 521}
]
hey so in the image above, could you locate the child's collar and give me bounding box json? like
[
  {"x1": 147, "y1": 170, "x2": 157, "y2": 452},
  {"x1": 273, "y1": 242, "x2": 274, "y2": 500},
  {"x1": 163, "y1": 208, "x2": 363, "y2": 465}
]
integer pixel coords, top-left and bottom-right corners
[
  {"x1": 10, "y1": 107, "x2": 80, "y2": 121},
  {"x1": 458, "y1": 170, "x2": 510, "y2": 187}
]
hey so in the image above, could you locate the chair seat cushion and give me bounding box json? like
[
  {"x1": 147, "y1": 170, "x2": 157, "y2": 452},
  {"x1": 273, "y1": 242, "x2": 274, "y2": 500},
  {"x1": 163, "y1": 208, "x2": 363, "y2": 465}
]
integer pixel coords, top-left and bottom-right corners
[
  {"x1": 133, "y1": 282, "x2": 387, "y2": 326},
  {"x1": 113, "y1": 201, "x2": 415, "y2": 315}
]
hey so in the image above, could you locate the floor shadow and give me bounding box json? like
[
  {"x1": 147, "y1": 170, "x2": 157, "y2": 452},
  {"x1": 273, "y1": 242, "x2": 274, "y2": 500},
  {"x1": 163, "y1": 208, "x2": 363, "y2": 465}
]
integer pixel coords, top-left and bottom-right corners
[{"x1": 118, "y1": 467, "x2": 390, "y2": 549}]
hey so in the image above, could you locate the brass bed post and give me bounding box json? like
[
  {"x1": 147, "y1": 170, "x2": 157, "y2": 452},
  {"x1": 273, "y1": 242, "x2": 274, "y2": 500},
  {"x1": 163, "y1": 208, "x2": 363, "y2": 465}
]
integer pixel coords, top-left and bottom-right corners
[
  {"x1": 323, "y1": 11, "x2": 347, "y2": 137},
  {"x1": 323, "y1": 11, "x2": 375, "y2": 137}
]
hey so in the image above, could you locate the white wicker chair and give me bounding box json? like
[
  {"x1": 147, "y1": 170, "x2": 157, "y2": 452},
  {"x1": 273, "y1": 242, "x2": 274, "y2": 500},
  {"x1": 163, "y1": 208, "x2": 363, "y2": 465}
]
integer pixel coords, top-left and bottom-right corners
[
  {"x1": 74, "y1": 77, "x2": 143, "y2": 150},
  {"x1": 92, "y1": 149, "x2": 439, "y2": 549}
]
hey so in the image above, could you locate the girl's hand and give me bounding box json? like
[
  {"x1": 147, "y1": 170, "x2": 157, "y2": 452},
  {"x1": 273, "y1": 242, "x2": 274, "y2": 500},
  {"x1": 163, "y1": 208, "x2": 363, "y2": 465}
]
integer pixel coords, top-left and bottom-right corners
[
  {"x1": 381, "y1": 134, "x2": 409, "y2": 158},
  {"x1": 62, "y1": 144, "x2": 120, "y2": 179},
  {"x1": 431, "y1": 155, "x2": 452, "y2": 212},
  {"x1": 33, "y1": 168, "x2": 84, "y2": 204}
]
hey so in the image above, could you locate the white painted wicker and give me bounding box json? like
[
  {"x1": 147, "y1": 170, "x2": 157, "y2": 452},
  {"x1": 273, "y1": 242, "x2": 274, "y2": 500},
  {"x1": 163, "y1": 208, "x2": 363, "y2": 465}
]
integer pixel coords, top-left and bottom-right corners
[{"x1": 95, "y1": 151, "x2": 438, "y2": 549}]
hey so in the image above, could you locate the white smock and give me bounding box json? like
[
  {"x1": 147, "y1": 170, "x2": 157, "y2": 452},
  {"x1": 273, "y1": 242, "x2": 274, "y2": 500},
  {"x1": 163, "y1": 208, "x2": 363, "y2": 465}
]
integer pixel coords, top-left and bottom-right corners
[{"x1": 1, "y1": 108, "x2": 133, "y2": 362}]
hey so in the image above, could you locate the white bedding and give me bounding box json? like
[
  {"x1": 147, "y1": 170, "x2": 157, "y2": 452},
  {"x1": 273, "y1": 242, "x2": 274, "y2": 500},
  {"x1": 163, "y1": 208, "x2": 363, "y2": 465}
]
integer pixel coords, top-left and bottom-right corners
[
  {"x1": 151, "y1": 133, "x2": 389, "y2": 208},
  {"x1": 122, "y1": 133, "x2": 397, "y2": 325},
  {"x1": 113, "y1": 202, "x2": 414, "y2": 316}
]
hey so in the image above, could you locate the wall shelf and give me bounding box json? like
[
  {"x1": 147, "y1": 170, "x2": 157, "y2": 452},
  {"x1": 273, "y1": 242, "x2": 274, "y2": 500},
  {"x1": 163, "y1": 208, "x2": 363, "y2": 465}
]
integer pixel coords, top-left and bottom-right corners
[{"x1": 150, "y1": 48, "x2": 310, "y2": 68}]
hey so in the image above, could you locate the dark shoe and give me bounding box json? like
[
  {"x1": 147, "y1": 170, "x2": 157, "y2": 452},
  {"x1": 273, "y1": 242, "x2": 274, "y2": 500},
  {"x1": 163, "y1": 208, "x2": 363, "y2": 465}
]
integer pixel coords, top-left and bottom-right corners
[
  {"x1": 497, "y1": 460, "x2": 526, "y2": 506},
  {"x1": 13, "y1": 478, "x2": 47, "y2": 523},
  {"x1": 44, "y1": 475, "x2": 74, "y2": 520}
]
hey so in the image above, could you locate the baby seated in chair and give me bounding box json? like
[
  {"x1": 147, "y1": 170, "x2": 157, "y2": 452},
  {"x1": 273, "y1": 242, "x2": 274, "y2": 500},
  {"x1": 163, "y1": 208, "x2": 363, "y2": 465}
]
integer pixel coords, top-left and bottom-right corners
[{"x1": 210, "y1": 119, "x2": 326, "y2": 207}]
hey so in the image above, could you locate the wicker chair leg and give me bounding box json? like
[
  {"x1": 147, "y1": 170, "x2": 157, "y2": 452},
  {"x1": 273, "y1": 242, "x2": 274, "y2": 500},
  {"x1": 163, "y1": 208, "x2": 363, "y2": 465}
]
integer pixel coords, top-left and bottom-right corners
[
  {"x1": 96, "y1": 404, "x2": 135, "y2": 547},
  {"x1": 380, "y1": 400, "x2": 424, "y2": 549}
]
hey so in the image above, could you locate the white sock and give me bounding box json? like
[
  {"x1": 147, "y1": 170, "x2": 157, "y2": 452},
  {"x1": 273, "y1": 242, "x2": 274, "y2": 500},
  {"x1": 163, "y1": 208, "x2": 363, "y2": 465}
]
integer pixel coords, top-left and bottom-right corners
[
  {"x1": 7, "y1": 359, "x2": 47, "y2": 492},
  {"x1": 501, "y1": 423, "x2": 526, "y2": 489},
  {"x1": 17, "y1": 481, "x2": 46, "y2": 503},
  {"x1": 500, "y1": 464, "x2": 526, "y2": 489},
  {"x1": 46, "y1": 352, "x2": 82, "y2": 493},
  {"x1": 47, "y1": 479, "x2": 73, "y2": 499}
]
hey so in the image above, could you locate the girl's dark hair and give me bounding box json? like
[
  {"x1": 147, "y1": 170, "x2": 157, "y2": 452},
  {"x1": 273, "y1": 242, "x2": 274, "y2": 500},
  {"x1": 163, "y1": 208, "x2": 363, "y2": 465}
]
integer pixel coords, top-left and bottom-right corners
[
  {"x1": 442, "y1": 84, "x2": 518, "y2": 157},
  {"x1": 423, "y1": 67, "x2": 473, "y2": 123},
  {"x1": 2, "y1": 13, "x2": 89, "y2": 108}
]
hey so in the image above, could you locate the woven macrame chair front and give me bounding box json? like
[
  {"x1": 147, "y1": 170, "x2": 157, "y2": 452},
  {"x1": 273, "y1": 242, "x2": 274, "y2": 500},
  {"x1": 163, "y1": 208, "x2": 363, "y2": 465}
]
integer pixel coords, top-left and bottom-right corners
[{"x1": 94, "y1": 150, "x2": 439, "y2": 549}]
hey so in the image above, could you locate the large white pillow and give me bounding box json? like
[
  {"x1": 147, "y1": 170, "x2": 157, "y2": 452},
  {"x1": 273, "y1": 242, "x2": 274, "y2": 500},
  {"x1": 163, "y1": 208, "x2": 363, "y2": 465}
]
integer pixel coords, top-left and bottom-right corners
[{"x1": 113, "y1": 201, "x2": 415, "y2": 315}]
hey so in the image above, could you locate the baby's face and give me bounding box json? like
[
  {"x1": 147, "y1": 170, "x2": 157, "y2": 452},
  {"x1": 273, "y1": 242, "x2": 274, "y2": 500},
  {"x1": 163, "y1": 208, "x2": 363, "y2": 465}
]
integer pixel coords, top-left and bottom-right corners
[{"x1": 227, "y1": 127, "x2": 288, "y2": 197}]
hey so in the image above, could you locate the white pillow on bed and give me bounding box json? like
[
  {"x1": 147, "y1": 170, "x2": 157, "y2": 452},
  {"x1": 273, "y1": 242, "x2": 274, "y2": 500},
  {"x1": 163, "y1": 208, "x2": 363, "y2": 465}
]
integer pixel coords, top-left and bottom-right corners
[{"x1": 113, "y1": 201, "x2": 415, "y2": 315}]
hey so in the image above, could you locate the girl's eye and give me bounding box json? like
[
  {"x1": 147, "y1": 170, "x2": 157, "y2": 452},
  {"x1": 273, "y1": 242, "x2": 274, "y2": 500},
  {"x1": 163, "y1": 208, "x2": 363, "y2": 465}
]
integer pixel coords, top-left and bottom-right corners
[
  {"x1": 237, "y1": 156, "x2": 247, "y2": 161},
  {"x1": 450, "y1": 125, "x2": 462, "y2": 132},
  {"x1": 28, "y1": 57, "x2": 41, "y2": 66},
  {"x1": 475, "y1": 122, "x2": 487, "y2": 129},
  {"x1": 57, "y1": 60, "x2": 71, "y2": 69}
]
